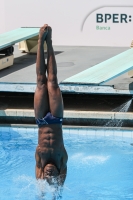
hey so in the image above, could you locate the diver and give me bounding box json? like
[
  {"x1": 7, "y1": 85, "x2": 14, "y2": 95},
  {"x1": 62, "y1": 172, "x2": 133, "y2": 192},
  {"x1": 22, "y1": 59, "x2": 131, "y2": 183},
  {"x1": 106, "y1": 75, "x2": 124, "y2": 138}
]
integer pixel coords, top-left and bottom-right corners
[{"x1": 34, "y1": 24, "x2": 68, "y2": 186}]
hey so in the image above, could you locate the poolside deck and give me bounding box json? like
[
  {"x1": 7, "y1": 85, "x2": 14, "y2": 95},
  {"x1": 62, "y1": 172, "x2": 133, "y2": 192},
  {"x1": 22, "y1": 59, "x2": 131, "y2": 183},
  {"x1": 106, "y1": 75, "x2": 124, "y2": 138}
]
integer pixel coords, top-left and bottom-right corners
[
  {"x1": 0, "y1": 45, "x2": 132, "y2": 94},
  {"x1": 0, "y1": 45, "x2": 133, "y2": 127}
]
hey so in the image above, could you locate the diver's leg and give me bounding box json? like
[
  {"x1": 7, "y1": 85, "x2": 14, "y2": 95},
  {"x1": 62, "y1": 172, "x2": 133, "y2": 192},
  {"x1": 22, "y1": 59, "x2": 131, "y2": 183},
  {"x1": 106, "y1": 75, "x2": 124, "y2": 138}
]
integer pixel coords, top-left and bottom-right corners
[
  {"x1": 34, "y1": 24, "x2": 49, "y2": 119},
  {"x1": 46, "y1": 26, "x2": 63, "y2": 118}
]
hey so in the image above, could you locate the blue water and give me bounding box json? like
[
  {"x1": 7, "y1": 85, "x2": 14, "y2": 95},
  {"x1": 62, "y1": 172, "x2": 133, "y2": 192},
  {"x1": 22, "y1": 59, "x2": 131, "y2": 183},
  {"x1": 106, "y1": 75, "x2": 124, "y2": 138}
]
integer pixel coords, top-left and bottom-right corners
[{"x1": 0, "y1": 128, "x2": 133, "y2": 200}]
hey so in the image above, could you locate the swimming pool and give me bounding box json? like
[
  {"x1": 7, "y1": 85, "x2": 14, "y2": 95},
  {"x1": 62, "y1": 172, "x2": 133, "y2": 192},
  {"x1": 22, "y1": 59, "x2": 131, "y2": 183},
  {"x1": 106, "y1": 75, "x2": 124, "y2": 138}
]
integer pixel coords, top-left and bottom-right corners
[{"x1": 0, "y1": 126, "x2": 133, "y2": 200}]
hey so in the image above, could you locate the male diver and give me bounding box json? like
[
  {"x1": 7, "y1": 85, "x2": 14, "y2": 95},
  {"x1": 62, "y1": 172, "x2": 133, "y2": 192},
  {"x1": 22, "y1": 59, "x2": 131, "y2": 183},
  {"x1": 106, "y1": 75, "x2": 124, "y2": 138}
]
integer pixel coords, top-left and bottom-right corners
[{"x1": 34, "y1": 24, "x2": 68, "y2": 185}]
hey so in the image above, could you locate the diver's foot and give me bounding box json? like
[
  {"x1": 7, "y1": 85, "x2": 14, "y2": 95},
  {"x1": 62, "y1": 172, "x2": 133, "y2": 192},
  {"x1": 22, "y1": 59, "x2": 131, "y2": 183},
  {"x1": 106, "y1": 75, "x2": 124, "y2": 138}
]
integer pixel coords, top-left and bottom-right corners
[{"x1": 38, "y1": 24, "x2": 48, "y2": 43}]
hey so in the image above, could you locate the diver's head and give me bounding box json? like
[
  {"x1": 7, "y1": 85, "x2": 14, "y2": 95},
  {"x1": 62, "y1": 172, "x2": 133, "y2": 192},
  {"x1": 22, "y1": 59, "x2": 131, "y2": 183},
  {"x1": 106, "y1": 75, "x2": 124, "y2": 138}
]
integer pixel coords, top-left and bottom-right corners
[{"x1": 44, "y1": 163, "x2": 59, "y2": 180}]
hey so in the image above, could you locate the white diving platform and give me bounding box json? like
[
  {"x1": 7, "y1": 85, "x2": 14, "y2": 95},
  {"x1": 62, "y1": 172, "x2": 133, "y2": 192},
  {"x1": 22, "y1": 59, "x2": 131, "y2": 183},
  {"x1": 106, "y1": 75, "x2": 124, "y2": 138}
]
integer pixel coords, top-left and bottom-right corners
[
  {"x1": 0, "y1": 27, "x2": 47, "y2": 70},
  {"x1": 62, "y1": 48, "x2": 133, "y2": 85},
  {"x1": 0, "y1": 27, "x2": 40, "y2": 50}
]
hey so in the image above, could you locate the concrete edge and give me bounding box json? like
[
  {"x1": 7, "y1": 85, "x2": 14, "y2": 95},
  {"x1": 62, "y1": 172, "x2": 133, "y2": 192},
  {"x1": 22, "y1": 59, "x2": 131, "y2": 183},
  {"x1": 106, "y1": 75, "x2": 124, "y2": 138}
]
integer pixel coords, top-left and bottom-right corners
[
  {"x1": 1, "y1": 125, "x2": 133, "y2": 140},
  {"x1": 0, "y1": 109, "x2": 133, "y2": 120},
  {"x1": 0, "y1": 82, "x2": 133, "y2": 95},
  {"x1": 60, "y1": 83, "x2": 133, "y2": 95},
  {"x1": 0, "y1": 124, "x2": 133, "y2": 131}
]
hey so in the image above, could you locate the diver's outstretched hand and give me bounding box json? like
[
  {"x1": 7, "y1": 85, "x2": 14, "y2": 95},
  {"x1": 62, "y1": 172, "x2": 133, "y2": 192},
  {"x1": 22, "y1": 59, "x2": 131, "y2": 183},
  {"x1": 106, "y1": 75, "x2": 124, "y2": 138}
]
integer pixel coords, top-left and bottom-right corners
[
  {"x1": 39, "y1": 24, "x2": 48, "y2": 43},
  {"x1": 46, "y1": 26, "x2": 52, "y2": 45}
]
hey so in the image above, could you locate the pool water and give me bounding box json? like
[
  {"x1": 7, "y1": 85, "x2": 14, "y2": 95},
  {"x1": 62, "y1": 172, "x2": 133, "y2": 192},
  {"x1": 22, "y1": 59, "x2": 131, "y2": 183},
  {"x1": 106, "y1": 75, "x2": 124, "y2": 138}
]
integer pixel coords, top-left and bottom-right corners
[{"x1": 0, "y1": 128, "x2": 133, "y2": 200}]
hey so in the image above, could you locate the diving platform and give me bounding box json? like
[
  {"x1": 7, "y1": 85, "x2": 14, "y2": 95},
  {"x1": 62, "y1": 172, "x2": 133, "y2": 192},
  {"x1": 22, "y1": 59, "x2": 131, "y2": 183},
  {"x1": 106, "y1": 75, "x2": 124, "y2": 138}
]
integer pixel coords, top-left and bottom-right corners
[
  {"x1": 0, "y1": 27, "x2": 47, "y2": 70},
  {"x1": 0, "y1": 27, "x2": 40, "y2": 51},
  {"x1": 60, "y1": 47, "x2": 133, "y2": 95},
  {"x1": 62, "y1": 48, "x2": 133, "y2": 85}
]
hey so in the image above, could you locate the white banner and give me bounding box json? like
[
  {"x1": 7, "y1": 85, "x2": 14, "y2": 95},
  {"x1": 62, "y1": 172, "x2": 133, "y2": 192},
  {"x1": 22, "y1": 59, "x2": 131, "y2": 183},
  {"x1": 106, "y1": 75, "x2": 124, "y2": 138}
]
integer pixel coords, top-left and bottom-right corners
[
  {"x1": 82, "y1": 7, "x2": 133, "y2": 46},
  {"x1": 1, "y1": 0, "x2": 133, "y2": 47}
]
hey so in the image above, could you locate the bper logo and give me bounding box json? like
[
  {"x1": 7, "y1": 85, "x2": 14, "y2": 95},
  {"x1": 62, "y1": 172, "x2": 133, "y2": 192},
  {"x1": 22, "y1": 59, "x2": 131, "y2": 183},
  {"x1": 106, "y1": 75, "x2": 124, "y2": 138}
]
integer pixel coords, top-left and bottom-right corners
[{"x1": 96, "y1": 14, "x2": 132, "y2": 23}]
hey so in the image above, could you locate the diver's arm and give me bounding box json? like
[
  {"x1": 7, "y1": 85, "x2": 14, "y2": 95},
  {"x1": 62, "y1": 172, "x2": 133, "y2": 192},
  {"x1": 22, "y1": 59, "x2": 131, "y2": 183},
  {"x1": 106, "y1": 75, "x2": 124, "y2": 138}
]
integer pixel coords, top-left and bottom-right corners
[
  {"x1": 59, "y1": 165, "x2": 67, "y2": 186},
  {"x1": 35, "y1": 149, "x2": 43, "y2": 179},
  {"x1": 35, "y1": 146, "x2": 47, "y2": 179},
  {"x1": 59, "y1": 149, "x2": 68, "y2": 186}
]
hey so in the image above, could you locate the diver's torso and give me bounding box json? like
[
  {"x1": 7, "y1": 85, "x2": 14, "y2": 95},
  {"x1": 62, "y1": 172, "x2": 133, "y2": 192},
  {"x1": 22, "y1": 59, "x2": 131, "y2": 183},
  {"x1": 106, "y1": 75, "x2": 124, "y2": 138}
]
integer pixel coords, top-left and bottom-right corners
[{"x1": 37, "y1": 124, "x2": 65, "y2": 169}]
